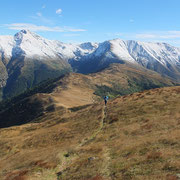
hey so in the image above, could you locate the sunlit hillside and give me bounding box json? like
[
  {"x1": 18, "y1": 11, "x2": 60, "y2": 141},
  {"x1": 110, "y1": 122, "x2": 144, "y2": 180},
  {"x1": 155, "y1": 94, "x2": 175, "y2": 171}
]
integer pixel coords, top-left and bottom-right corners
[
  {"x1": 0, "y1": 63, "x2": 178, "y2": 128},
  {"x1": 0, "y1": 86, "x2": 180, "y2": 179}
]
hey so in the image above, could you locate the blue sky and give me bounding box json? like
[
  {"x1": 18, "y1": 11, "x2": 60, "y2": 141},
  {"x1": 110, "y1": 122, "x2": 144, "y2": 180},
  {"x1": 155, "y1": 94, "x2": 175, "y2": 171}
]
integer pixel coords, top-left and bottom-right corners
[{"x1": 0, "y1": 0, "x2": 180, "y2": 46}]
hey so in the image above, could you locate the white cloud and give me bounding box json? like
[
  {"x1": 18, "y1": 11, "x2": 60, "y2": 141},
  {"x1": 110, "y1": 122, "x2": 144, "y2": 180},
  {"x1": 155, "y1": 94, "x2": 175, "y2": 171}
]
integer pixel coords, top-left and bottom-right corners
[
  {"x1": 63, "y1": 33, "x2": 80, "y2": 37},
  {"x1": 129, "y1": 19, "x2": 134, "y2": 23},
  {"x1": 105, "y1": 32, "x2": 124, "y2": 37},
  {"x1": 36, "y1": 12, "x2": 42, "y2": 17},
  {"x1": 56, "y1": 9, "x2": 62, "y2": 14},
  {"x1": 114, "y1": 33, "x2": 124, "y2": 36},
  {"x1": 4, "y1": 23, "x2": 86, "y2": 32},
  {"x1": 135, "y1": 31, "x2": 180, "y2": 39},
  {"x1": 42, "y1": 5, "x2": 46, "y2": 9},
  {"x1": 63, "y1": 26, "x2": 86, "y2": 32},
  {"x1": 135, "y1": 33, "x2": 157, "y2": 39},
  {"x1": 30, "y1": 13, "x2": 52, "y2": 24},
  {"x1": 105, "y1": 31, "x2": 180, "y2": 46}
]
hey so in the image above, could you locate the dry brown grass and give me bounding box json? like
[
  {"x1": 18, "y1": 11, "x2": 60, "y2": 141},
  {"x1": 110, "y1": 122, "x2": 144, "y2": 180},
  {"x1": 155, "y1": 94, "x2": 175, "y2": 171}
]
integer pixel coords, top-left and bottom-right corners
[
  {"x1": 0, "y1": 102, "x2": 105, "y2": 179},
  {"x1": 4, "y1": 169, "x2": 28, "y2": 180},
  {"x1": 30, "y1": 63, "x2": 179, "y2": 109},
  {"x1": 0, "y1": 80, "x2": 180, "y2": 179}
]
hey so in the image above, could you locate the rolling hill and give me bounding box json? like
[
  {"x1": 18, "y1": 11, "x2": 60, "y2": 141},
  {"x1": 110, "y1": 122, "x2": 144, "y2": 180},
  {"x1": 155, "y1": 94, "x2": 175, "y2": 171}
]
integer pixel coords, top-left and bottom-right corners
[
  {"x1": 0, "y1": 85, "x2": 180, "y2": 179},
  {"x1": 0, "y1": 62, "x2": 178, "y2": 128}
]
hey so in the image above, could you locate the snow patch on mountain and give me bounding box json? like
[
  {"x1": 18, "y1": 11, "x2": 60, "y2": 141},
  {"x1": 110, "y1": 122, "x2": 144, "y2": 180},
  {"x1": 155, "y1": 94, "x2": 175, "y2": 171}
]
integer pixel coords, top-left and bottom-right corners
[
  {"x1": 0, "y1": 30, "x2": 180, "y2": 73},
  {"x1": 0, "y1": 36, "x2": 14, "y2": 58},
  {"x1": 13, "y1": 30, "x2": 59, "y2": 58},
  {"x1": 9, "y1": 30, "x2": 99, "y2": 61},
  {"x1": 110, "y1": 39, "x2": 136, "y2": 63},
  {"x1": 126, "y1": 40, "x2": 180, "y2": 67}
]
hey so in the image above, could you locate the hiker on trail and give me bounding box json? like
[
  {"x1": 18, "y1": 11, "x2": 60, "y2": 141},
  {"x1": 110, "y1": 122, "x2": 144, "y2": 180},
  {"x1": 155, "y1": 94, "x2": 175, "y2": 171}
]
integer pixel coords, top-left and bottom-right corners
[{"x1": 104, "y1": 95, "x2": 109, "y2": 106}]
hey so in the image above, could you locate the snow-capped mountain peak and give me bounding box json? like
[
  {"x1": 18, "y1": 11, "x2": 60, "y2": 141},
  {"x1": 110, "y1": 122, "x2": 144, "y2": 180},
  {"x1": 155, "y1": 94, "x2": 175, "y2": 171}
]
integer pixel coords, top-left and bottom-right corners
[
  {"x1": 0, "y1": 30, "x2": 180, "y2": 76},
  {"x1": 1, "y1": 30, "x2": 180, "y2": 99},
  {"x1": 0, "y1": 35, "x2": 14, "y2": 58},
  {"x1": 13, "y1": 29, "x2": 59, "y2": 58},
  {"x1": 109, "y1": 39, "x2": 136, "y2": 63},
  {"x1": 9, "y1": 30, "x2": 99, "y2": 60}
]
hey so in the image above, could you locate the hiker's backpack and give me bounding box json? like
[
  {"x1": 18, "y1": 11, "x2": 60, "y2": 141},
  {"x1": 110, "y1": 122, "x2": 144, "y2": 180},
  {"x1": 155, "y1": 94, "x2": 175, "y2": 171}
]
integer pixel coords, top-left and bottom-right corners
[{"x1": 104, "y1": 96, "x2": 108, "y2": 100}]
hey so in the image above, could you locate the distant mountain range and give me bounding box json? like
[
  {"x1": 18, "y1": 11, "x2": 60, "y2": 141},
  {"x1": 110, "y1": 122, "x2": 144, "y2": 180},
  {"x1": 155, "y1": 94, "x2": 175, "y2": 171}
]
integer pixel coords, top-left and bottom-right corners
[{"x1": 0, "y1": 29, "x2": 180, "y2": 99}]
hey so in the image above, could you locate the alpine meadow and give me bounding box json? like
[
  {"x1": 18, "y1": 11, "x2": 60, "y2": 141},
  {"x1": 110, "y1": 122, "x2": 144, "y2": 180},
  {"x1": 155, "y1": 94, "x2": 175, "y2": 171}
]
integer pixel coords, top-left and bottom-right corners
[{"x1": 0, "y1": 0, "x2": 180, "y2": 180}]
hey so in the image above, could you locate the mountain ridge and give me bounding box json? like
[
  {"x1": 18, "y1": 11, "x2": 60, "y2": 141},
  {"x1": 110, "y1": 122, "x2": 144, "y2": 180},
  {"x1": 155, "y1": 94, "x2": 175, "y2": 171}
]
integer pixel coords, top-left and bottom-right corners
[
  {"x1": 1, "y1": 29, "x2": 180, "y2": 100},
  {"x1": 1, "y1": 30, "x2": 180, "y2": 67},
  {"x1": 0, "y1": 63, "x2": 178, "y2": 128}
]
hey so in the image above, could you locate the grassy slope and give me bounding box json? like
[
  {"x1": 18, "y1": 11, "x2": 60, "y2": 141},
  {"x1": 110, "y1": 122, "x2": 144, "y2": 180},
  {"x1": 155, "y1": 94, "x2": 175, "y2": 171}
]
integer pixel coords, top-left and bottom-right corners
[
  {"x1": 0, "y1": 73, "x2": 97, "y2": 128},
  {"x1": 90, "y1": 63, "x2": 178, "y2": 98},
  {"x1": 0, "y1": 63, "x2": 179, "y2": 129},
  {"x1": 0, "y1": 86, "x2": 180, "y2": 179}
]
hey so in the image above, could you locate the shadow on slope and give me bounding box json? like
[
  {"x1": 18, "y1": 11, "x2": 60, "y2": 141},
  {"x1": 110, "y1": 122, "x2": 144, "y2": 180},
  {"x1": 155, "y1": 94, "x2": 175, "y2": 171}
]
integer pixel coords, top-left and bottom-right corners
[
  {"x1": 3, "y1": 55, "x2": 72, "y2": 100},
  {"x1": 69, "y1": 55, "x2": 125, "y2": 74},
  {"x1": 0, "y1": 93, "x2": 57, "y2": 128},
  {"x1": 0, "y1": 74, "x2": 68, "y2": 128},
  {"x1": 0, "y1": 74, "x2": 67, "y2": 112},
  {"x1": 0, "y1": 63, "x2": 180, "y2": 128}
]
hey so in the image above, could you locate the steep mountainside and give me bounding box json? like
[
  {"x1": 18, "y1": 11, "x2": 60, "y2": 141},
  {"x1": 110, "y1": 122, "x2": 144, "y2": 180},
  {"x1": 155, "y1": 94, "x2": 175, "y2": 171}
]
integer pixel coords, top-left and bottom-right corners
[
  {"x1": 70, "y1": 39, "x2": 180, "y2": 78},
  {"x1": 0, "y1": 63, "x2": 178, "y2": 128},
  {"x1": 1, "y1": 30, "x2": 180, "y2": 100},
  {"x1": 0, "y1": 86, "x2": 180, "y2": 179},
  {"x1": 0, "y1": 30, "x2": 72, "y2": 99}
]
